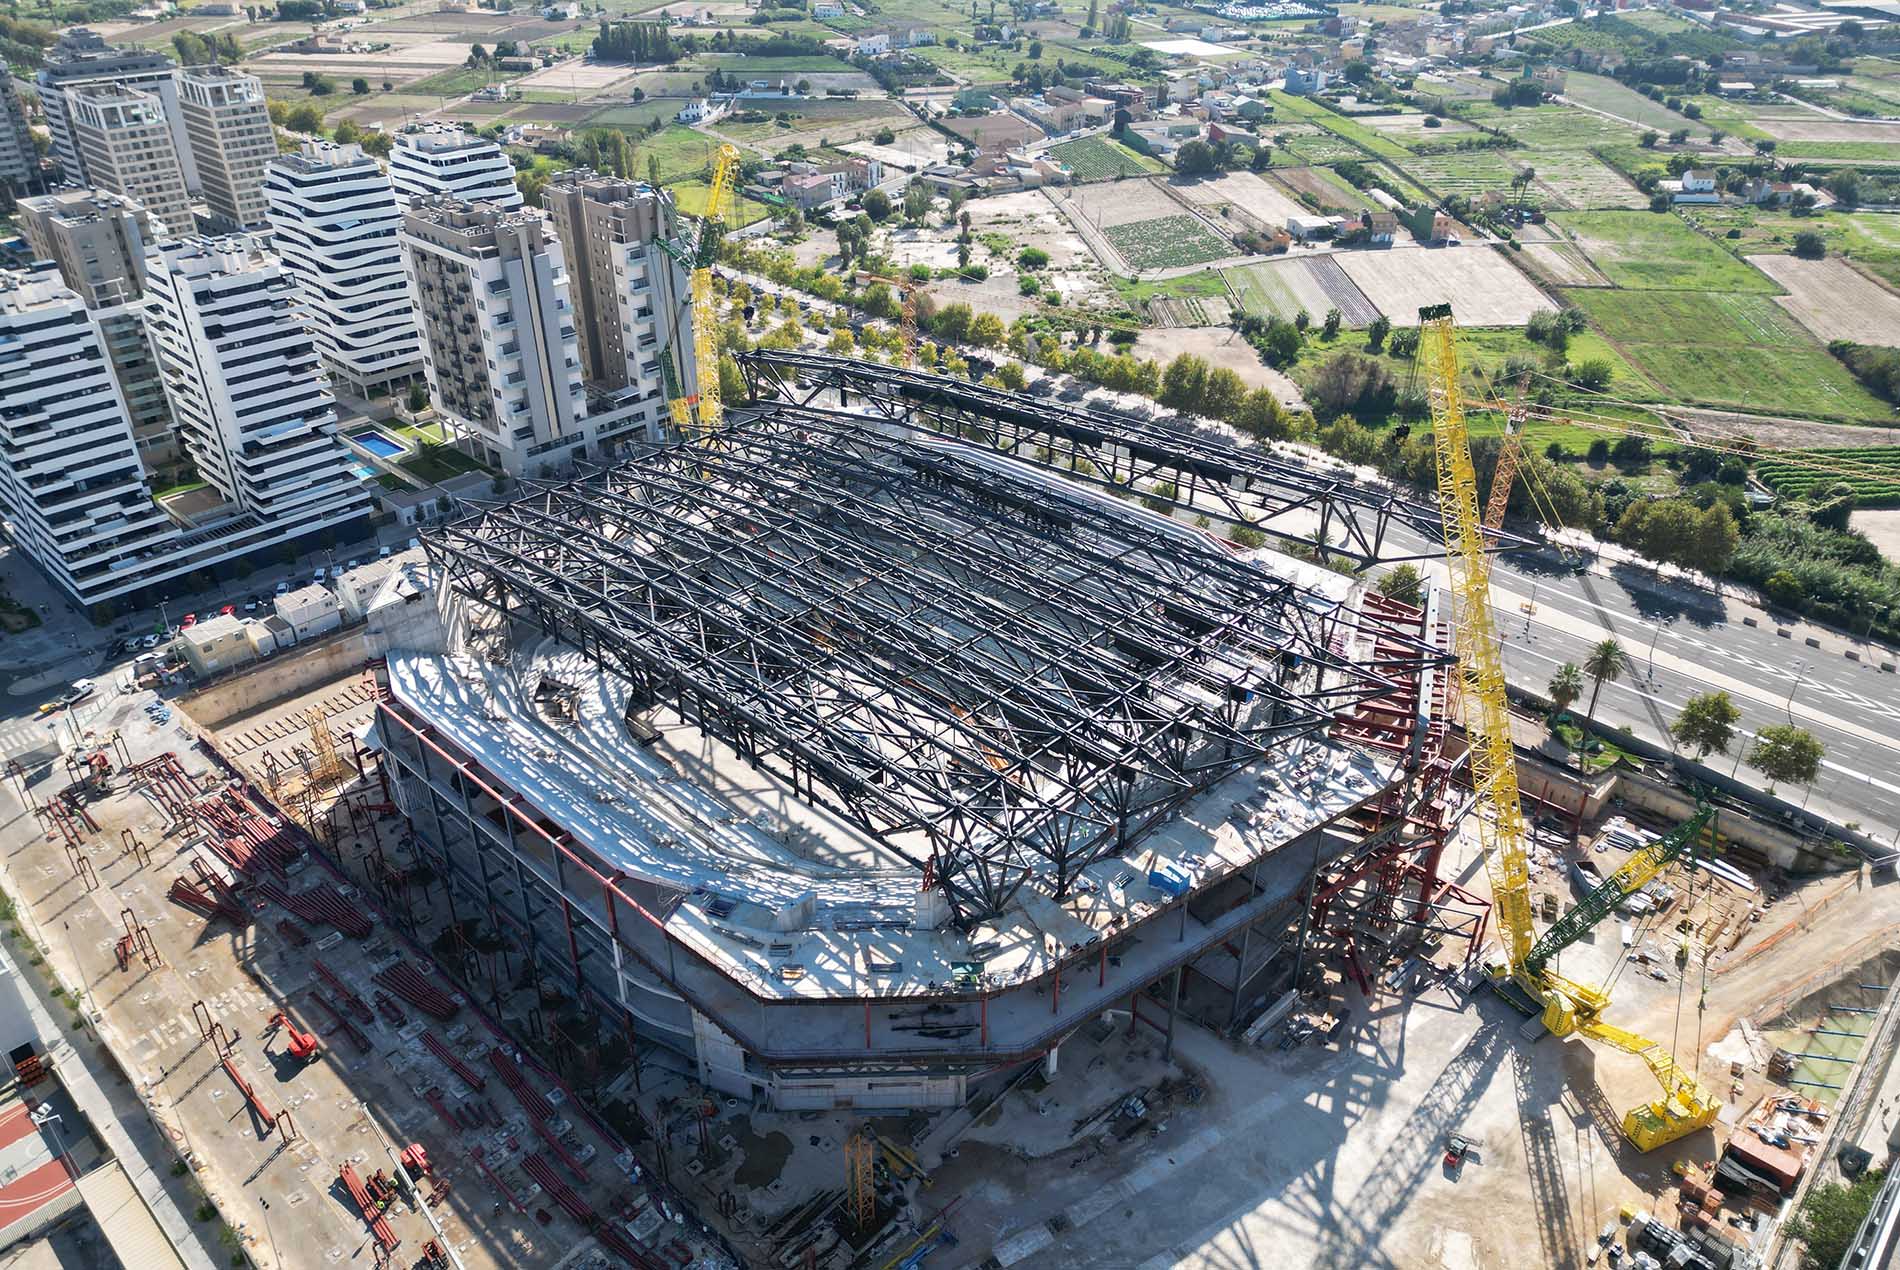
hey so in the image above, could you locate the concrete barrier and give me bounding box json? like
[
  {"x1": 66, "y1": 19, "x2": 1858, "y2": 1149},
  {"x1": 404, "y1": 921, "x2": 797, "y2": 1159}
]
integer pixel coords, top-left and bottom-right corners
[{"x1": 174, "y1": 628, "x2": 368, "y2": 729}]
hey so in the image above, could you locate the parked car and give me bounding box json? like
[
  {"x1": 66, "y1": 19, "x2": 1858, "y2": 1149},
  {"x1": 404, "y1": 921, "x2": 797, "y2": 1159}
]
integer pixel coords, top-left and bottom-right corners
[
  {"x1": 274, "y1": 581, "x2": 291, "y2": 597},
  {"x1": 180, "y1": 614, "x2": 196, "y2": 629},
  {"x1": 219, "y1": 604, "x2": 235, "y2": 617},
  {"x1": 243, "y1": 597, "x2": 260, "y2": 613},
  {"x1": 378, "y1": 545, "x2": 392, "y2": 559},
  {"x1": 63, "y1": 678, "x2": 94, "y2": 703},
  {"x1": 141, "y1": 633, "x2": 162, "y2": 649}
]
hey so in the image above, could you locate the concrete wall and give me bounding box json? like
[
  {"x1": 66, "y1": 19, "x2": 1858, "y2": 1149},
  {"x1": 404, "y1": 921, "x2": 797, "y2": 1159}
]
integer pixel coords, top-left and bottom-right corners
[{"x1": 176, "y1": 627, "x2": 367, "y2": 729}]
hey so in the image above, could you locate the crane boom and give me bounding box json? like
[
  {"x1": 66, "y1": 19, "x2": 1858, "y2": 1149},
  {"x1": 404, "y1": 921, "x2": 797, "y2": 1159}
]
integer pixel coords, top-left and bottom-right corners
[
  {"x1": 1418, "y1": 304, "x2": 1538, "y2": 981},
  {"x1": 655, "y1": 142, "x2": 741, "y2": 439},
  {"x1": 1418, "y1": 303, "x2": 1719, "y2": 1152}
]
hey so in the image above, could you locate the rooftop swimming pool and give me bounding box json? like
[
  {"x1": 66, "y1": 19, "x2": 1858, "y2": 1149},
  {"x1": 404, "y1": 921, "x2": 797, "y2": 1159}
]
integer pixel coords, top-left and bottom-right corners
[{"x1": 351, "y1": 429, "x2": 405, "y2": 460}]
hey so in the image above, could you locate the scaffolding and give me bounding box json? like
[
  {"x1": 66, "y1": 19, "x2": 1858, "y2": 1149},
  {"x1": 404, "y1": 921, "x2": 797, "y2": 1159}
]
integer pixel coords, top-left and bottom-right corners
[{"x1": 422, "y1": 407, "x2": 1448, "y2": 925}]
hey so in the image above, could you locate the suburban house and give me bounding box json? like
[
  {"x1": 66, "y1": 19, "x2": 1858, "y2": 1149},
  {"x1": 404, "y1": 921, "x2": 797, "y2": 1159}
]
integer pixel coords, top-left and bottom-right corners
[
  {"x1": 855, "y1": 31, "x2": 890, "y2": 54},
  {"x1": 1284, "y1": 65, "x2": 1330, "y2": 95},
  {"x1": 812, "y1": 0, "x2": 844, "y2": 14},
  {"x1": 1743, "y1": 178, "x2": 1794, "y2": 206},
  {"x1": 1431, "y1": 210, "x2": 1460, "y2": 243},
  {"x1": 1672, "y1": 169, "x2": 1720, "y2": 204},
  {"x1": 784, "y1": 170, "x2": 846, "y2": 210},
  {"x1": 677, "y1": 98, "x2": 730, "y2": 124},
  {"x1": 1287, "y1": 214, "x2": 1338, "y2": 241},
  {"x1": 1365, "y1": 210, "x2": 1400, "y2": 244}
]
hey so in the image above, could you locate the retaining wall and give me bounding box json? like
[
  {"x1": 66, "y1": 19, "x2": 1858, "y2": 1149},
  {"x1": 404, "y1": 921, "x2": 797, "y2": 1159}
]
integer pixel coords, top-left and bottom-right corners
[{"x1": 174, "y1": 629, "x2": 368, "y2": 729}]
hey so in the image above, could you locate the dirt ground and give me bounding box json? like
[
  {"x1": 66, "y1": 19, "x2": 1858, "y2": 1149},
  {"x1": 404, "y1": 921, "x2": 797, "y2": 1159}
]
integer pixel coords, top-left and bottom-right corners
[
  {"x1": 936, "y1": 817, "x2": 1899, "y2": 1270},
  {"x1": 1060, "y1": 178, "x2": 1184, "y2": 231},
  {"x1": 1177, "y1": 171, "x2": 1308, "y2": 228},
  {"x1": 1756, "y1": 117, "x2": 1900, "y2": 143},
  {"x1": 1852, "y1": 508, "x2": 1900, "y2": 562},
  {"x1": 1520, "y1": 242, "x2": 1613, "y2": 288},
  {"x1": 1129, "y1": 326, "x2": 1307, "y2": 409},
  {"x1": 1335, "y1": 244, "x2": 1557, "y2": 327},
  {"x1": 1747, "y1": 254, "x2": 1900, "y2": 345}
]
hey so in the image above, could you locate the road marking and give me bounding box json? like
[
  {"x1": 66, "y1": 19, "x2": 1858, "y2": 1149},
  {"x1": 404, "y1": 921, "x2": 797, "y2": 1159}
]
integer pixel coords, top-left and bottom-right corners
[
  {"x1": 993, "y1": 1226, "x2": 1054, "y2": 1266},
  {"x1": 1820, "y1": 759, "x2": 1900, "y2": 800}
]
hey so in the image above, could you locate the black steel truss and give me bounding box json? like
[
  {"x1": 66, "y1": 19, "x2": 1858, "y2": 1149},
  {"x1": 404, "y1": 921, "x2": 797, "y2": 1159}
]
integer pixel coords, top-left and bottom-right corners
[
  {"x1": 423, "y1": 405, "x2": 1446, "y2": 926},
  {"x1": 738, "y1": 350, "x2": 1510, "y2": 567}
]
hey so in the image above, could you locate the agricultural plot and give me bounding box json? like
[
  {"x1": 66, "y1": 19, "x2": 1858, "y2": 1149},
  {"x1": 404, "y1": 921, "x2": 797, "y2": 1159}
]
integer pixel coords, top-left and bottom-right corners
[
  {"x1": 1399, "y1": 150, "x2": 1537, "y2": 204},
  {"x1": 1047, "y1": 136, "x2": 1164, "y2": 181},
  {"x1": 1228, "y1": 255, "x2": 1378, "y2": 326},
  {"x1": 1757, "y1": 448, "x2": 1900, "y2": 505},
  {"x1": 1563, "y1": 288, "x2": 1891, "y2": 421},
  {"x1": 1745, "y1": 255, "x2": 1900, "y2": 345},
  {"x1": 1360, "y1": 111, "x2": 1475, "y2": 137},
  {"x1": 1335, "y1": 245, "x2": 1556, "y2": 326},
  {"x1": 1284, "y1": 132, "x2": 1367, "y2": 165},
  {"x1": 1268, "y1": 92, "x2": 1415, "y2": 161},
  {"x1": 1519, "y1": 242, "x2": 1612, "y2": 287},
  {"x1": 1102, "y1": 215, "x2": 1233, "y2": 272},
  {"x1": 1064, "y1": 179, "x2": 1182, "y2": 229},
  {"x1": 1754, "y1": 116, "x2": 1900, "y2": 144},
  {"x1": 1480, "y1": 104, "x2": 1641, "y2": 149},
  {"x1": 1560, "y1": 73, "x2": 1711, "y2": 138},
  {"x1": 1269, "y1": 166, "x2": 1371, "y2": 214},
  {"x1": 1178, "y1": 172, "x2": 1308, "y2": 228},
  {"x1": 1532, "y1": 153, "x2": 1646, "y2": 210},
  {"x1": 1550, "y1": 211, "x2": 1780, "y2": 292}
]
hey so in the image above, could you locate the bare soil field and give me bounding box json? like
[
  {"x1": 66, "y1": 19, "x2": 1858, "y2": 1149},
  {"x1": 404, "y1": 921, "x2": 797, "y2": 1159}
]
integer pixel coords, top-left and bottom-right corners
[
  {"x1": 1361, "y1": 110, "x2": 1476, "y2": 136},
  {"x1": 1270, "y1": 165, "x2": 1372, "y2": 214},
  {"x1": 941, "y1": 114, "x2": 1044, "y2": 149},
  {"x1": 1852, "y1": 507, "x2": 1900, "y2": 561},
  {"x1": 1177, "y1": 171, "x2": 1308, "y2": 228},
  {"x1": 1230, "y1": 253, "x2": 1378, "y2": 326},
  {"x1": 1747, "y1": 253, "x2": 1900, "y2": 344},
  {"x1": 841, "y1": 126, "x2": 953, "y2": 171},
  {"x1": 1756, "y1": 117, "x2": 1900, "y2": 143},
  {"x1": 1520, "y1": 241, "x2": 1613, "y2": 287},
  {"x1": 1129, "y1": 325, "x2": 1307, "y2": 408},
  {"x1": 1535, "y1": 154, "x2": 1646, "y2": 210},
  {"x1": 1063, "y1": 178, "x2": 1186, "y2": 230},
  {"x1": 513, "y1": 59, "x2": 639, "y2": 92},
  {"x1": 250, "y1": 40, "x2": 470, "y2": 78},
  {"x1": 1334, "y1": 244, "x2": 1556, "y2": 326}
]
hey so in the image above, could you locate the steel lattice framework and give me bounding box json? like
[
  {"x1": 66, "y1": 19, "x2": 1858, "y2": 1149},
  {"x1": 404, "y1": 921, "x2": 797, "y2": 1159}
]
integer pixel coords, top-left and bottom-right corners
[
  {"x1": 739, "y1": 349, "x2": 1476, "y2": 567},
  {"x1": 423, "y1": 405, "x2": 1446, "y2": 925}
]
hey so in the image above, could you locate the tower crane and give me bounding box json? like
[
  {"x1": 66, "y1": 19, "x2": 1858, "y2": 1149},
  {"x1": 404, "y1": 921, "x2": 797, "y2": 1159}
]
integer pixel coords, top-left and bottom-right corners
[
  {"x1": 1417, "y1": 303, "x2": 1722, "y2": 1151},
  {"x1": 656, "y1": 142, "x2": 741, "y2": 439}
]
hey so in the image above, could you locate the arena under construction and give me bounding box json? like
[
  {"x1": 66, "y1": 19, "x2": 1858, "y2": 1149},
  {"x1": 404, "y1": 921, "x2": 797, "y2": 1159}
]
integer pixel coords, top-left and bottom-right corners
[{"x1": 366, "y1": 352, "x2": 1489, "y2": 1111}]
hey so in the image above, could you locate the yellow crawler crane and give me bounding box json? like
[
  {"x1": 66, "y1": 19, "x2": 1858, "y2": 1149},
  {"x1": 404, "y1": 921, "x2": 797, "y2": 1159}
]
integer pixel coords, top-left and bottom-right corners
[
  {"x1": 658, "y1": 142, "x2": 741, "y2": 439},
  {"x1": 1416, "y1": 303, "x2": 1721, "y2": 1151}
]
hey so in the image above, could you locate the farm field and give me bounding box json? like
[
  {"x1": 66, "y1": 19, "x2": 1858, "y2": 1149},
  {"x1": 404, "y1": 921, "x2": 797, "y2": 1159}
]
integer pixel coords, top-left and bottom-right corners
[
  {"x1": 1533, "y1": 153, "x2": 1646, "y2": 210},
  {"x1": 1063, "y1": 179, "x2": 1184, "y2": 229},
  {"x1": 1519, "y1": 241, "x2": 1612, "y2": 287},
  {"x1": 670, "y1": 179, "x2": 773, "y2": 226},
  {"x1": 1360, "y1": 110, "x2": 1474, "y2": 136},
  {"x1": 1281, "y1": 132, "x2": 1368, "y2": 165},
  {"x1": 1267, "y1": 92, "x2": 1414, "y2": 161},
  {"x1": 1563, "y1": 288, "x2": 1890, "y2": 421},
  {"x1": 1177, "y1": 172, "x2": 1308, "y2": 228},
  {"x1": 1560, "y1": 72, "x2": 1711, "y2": 137},
  {"x1": 636, "y1": 124, "x2": 732, "y2": 183},
  {"x1": 1334, "y1": 244, "x2": 1555, "y2": 326},
  {"x1": 1103, "y1": 215, "x2": 1233, "y2": 272},
  {"x1": 1269, "y1": 166, "x2": 1371, "y2": 214},
  {"x1": 1757, "y1": 448, "x2": 1900, "y2": 505},
  {"x1": 1047, "y1": 136, "x2": 1165, "y2": 181},
  {"x1": 1744, "y1": 254, "x2": 1900, "y2": 345},
  {"x1": 1680, "y1": 206, "x2": 1900, "y2": 289},
  {"x1": 1227, "y1": 254, "x2": 1378, "y2": 326},
  {"x1": 1753, "y1": 116, "x2": 1900, "y2": 144},
  {"x1": 1476, "y1": 103, "x2": 1642, "y2": 149},
  {"x1": 1399, "y1": 150, "x2": 1539, "y2": 204},
  {"x1": 1550, "y1": 211, "x2": 1780, "y2": 292}
]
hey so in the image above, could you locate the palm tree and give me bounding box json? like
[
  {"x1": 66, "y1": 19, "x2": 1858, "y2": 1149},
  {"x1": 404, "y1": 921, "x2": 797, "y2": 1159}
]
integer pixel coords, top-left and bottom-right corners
[
  {"x1": 1581, "y1": 638, "x2": 1626, "y2": 746},
  {"x1": 1547, "y1": 663, "x2": 1583, "y2": 716}
]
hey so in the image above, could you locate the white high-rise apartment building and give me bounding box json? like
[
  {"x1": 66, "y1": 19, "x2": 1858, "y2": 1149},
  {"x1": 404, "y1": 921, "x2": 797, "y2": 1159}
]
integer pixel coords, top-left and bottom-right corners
[
  {"x1": 388, "y1": 125, "x2": 522, "y2": 210},
  {"x1": 399, "y1": 200, "x2": 583, "y2": 476},
  {"x1": 0, "y1": 263, "x2": 180, "y2": 610},
  {"x1": 263, "y1": 140, "x2": 424, "y2": 398},
  {"x1": 66, "y1": 85, "x2": 195, "y2": 237},
  {"x1": 176, "y1": 66, "x2": 274, "y2": 230},
  {"x1": 143, "y1": 237, "x2": 373, "y2": 535},
  {"x1": 36, "y1": 29, "x2": 199, "y2": 193}
]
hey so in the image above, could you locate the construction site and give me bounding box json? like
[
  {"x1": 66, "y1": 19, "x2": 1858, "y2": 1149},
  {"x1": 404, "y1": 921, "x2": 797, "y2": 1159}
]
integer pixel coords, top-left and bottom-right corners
[{"x1": 0, "y1": 333, "x2": 1892, "y2": 1270}]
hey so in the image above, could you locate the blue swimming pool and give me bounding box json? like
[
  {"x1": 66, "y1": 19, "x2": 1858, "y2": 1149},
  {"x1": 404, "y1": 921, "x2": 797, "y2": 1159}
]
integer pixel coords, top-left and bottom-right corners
[
  {"x1": 350, "y1": 462, "x2": 378, "y2": 480},
  {"x1": 351, "y1": 429, "x2": 404, "y2": 459}
]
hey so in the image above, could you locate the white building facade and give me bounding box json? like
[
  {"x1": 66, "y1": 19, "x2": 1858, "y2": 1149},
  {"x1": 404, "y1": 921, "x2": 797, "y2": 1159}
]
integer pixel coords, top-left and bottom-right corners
[
  {"x1": 36, "y1": 29, "x2": 199, "y2": 193},
  {"x1": 263, "y1": 140, "x2": 425, "y2": 397},
  {"x1": 0, "y1": 264, "x2": 181, "y2": 610},
  {"x1": 67, "y1": 85, "x2": 195, "y2": 237},
  {"x1": 388, "y1": 126, "x2": 523, "y2": 210},
  {"x1": 142, "y1": 238, "x2": 373, "y2": 544}
]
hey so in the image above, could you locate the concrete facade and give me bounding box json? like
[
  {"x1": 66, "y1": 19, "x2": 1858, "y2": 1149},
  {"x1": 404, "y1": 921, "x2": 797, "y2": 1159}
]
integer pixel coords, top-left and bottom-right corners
[
  {"x1": 65, "y1": 85, "x2": 195, "y2": 237},
  {"x1": 175, "y1": 66, "x2": 274, "y2": 230},
  {"x1": 388, "y1": 125, "x2": 522, "y2": 210},
  {"x1": 0, "y1": 73, "x2": 37, "y2": 193},
  {"x1": 35, "y1": 29, "x2": 199, "y2": 194}
]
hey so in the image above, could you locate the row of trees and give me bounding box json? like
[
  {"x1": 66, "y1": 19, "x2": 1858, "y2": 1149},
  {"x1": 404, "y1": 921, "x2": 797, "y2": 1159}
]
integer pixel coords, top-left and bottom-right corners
[
  {"x1": 1545, "y1": 646, "x2": 1826, "y2": 791},
  {"x1": 592, "y1": 21, "x2": 679, "y2": 64}
]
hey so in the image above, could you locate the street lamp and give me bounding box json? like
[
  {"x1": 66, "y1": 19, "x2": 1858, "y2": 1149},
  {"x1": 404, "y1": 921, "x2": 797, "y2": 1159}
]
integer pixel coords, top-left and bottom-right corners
[
  {"x1": 1646, "y1": 619, "x2": 1669, "y2": 680},
  {"x1": 30, "y1": 1105, "x2": 69, "y2": 1180},
  {"x1": 1785, "y1": 659, "x2": 1807, "y2": 721}
]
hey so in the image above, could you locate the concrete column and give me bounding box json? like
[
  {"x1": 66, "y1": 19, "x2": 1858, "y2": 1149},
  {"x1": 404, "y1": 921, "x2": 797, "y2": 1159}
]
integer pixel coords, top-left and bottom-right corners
[{"x1": 1043, "y1": 1046, "x2": 1060, "y2": 1080}]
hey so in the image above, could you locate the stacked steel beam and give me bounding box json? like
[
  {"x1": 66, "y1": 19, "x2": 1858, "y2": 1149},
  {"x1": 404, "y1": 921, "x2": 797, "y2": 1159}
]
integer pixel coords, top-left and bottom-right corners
[
  {"x1": 312, "y1": 960, "x2": 373, "y2": 1023},
  {"x1": 339, "y1": 1164, "x2": 398, "y2": 1251},
  {"x1": 487, "y1": 1047, "x2": 554, "y2": 1121},
  {"x1": 372, "y1": 962, "x2": 459, "y2": 1021},
  {"x1": 420, "y1": 1032, "x2": 486, "y2": 1092},
  {"x1": 253, "y1": 880, "x2": 373, "y2": 938}
]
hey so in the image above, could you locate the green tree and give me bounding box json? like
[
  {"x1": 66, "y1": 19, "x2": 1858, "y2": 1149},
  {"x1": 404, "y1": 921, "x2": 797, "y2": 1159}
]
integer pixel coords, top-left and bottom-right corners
[
  {"x1": 1201, "y1": 366, "x2": 1246, "y2": 420},
  {"x1": 406, "y1": 382, "x2": 429, "y2": 413},
  {"x1": 1375, "y1": 564, "x2": 1423, "y2": 607},
  {"x1": 1793, "y1": 230, "x2": 1825, "y2": 259},
  {"x1": 1748, "y1": 724, "x2": 1824, "y2": 794},
  {"x1": 1787, "y1": 1170, "x2": 1885, "y2": 1270},
  {"x1": 1159, "y1": 354, "x2": 1210, "y2": 413},
  {"x1": 286, "y1": 103, "x2": 323, "y2": 134},
  {"x1": 332, "y1": 119, "x2": 361, "y2": 145},
  {"x1": 861, "y1": 188, "x2": 892, "y2": 221},
  {"x1": 1321, "y1": 307, "x2": 1341, "y2": 340},
  {"x1": 352, "y1": 77, "x2": 370, "y2": 94},
  {"x1": 968, "y1": 311, "x2": 1006, "y2": 347},
  {"x1": 1581, "y1": 638, "x2": 1626, "y2": 745},
  {"x1": 1366, "y1": 314, "x2": 1391, "y2": 354},
  {"x1": 1670, "y1": 691, "x2": 1741, "y2": 760},
  {"x1": 902, "y1": 182, "x2": 931, "y2": 224},
  {"x1": 1548, "y1": 662, "x2": 1584, "y2": 715}
]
